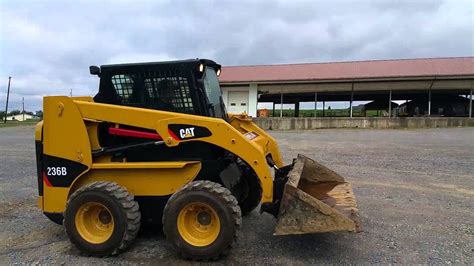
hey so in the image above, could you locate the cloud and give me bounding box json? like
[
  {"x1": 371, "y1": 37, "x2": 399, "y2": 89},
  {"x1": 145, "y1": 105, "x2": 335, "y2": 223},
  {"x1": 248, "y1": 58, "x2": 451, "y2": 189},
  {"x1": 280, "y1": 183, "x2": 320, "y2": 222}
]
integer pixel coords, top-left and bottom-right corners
[
  {"x1": 106, "y1": 53, "x2": 177, "y2": 64},
  {"x1": 0, "y1": 0, "x2": 472, "y2": 111}
]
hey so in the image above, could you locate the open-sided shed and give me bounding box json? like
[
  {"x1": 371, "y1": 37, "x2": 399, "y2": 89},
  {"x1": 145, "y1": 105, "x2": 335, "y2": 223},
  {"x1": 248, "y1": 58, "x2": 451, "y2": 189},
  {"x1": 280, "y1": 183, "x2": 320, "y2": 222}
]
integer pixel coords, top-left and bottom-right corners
[{"x1": 219, "y1": 57, "x2": 474, "y2": 117}]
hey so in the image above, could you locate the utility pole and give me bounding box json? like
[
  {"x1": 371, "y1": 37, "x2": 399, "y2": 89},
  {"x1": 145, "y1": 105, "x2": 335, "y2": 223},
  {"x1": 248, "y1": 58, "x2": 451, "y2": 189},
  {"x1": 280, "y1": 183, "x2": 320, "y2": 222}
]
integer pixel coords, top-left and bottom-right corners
[
  {"x1": 4, "y1": 77, "x2": 11, "y2": 124},
  {"x1": 22, "y1": 97, "x2": 25, "y2": 121}
]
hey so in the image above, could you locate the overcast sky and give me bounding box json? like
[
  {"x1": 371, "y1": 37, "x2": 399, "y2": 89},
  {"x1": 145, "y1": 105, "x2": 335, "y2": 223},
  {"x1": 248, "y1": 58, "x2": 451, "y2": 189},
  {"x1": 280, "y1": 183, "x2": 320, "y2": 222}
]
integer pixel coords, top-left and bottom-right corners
[{"x1": 1, "y1": 0, "x2": 473, "y2": 111}]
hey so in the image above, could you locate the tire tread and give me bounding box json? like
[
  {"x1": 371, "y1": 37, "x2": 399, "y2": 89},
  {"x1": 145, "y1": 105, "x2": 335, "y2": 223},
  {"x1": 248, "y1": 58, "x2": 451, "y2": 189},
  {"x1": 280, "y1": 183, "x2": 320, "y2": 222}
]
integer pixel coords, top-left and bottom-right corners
[
  {"x1": 64, "y1": 181, "x2": 141, "y2": 256},
  {"x1": 162, "y1": 180, "x2": 241, "y2": 261}
]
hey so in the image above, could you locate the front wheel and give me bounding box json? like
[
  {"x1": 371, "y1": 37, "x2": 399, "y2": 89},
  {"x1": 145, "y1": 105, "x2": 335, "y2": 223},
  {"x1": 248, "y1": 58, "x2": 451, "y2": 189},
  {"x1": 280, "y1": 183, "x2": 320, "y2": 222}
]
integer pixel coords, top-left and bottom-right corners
[
  {"x1": 162, "y1": 180, "x2": 241, "y2": 260},
  {"x1": 235, "y1": 175, "x2": 262, "y2": 215}
]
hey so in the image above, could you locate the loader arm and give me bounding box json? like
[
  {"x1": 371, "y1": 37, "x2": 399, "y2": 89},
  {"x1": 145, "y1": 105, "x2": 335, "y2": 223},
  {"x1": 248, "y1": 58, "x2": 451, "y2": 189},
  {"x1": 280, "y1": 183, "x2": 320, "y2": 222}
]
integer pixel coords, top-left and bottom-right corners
[
  {"x1": 227, "y1": 113, "x2": 284, "y2": 168},
  {"x1": 72, "y1": 98, "x2": 275, "y2": 202}
]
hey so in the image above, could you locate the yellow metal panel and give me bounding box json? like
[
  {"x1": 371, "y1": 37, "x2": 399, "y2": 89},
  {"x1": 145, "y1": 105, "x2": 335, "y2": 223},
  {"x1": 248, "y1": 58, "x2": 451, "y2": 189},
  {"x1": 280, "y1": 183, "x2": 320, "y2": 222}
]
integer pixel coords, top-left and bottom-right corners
[
  {"x1": 43, "y1": 186, "x2": 70, "y2": 213},
  {"x1": 91, "y1": 161, "x2": 198, "y2": 169},
  {"x1": 85, "y1": 121, "x2": 101, "y2": 150},
  {"x1": 71, "y1": 96, "x2": 94, "y2": 102},
  {"x1": 73, "y1": 163, "x2": 202, "y2": 197},
  {"x1": 35, "y1": 121, "x2": 43, "y2": 141},
  {"x1": 75, "y1": 100, "x2": 210, "y2": 130},
  {"x1": 43, "y1": 96, "x2": 92, "y2": 169}
]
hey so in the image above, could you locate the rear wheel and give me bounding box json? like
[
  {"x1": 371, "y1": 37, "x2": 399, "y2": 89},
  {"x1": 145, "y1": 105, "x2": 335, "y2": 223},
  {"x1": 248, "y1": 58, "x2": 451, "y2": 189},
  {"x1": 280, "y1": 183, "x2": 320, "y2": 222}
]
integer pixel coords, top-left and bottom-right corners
[
  {"x1": 163, "y1": 180, "x2": 241, "y2": 260},
  {"x1": 64, "y1": 181, "x2": 140, "y2": 256}
]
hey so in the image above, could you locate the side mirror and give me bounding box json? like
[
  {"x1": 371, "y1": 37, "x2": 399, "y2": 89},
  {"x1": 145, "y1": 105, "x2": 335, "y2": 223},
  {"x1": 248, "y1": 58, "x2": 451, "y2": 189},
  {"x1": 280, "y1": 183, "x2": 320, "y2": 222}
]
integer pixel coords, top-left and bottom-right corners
[{"x1": 89, "y1": 66, "x2": 100, "y2": 75}]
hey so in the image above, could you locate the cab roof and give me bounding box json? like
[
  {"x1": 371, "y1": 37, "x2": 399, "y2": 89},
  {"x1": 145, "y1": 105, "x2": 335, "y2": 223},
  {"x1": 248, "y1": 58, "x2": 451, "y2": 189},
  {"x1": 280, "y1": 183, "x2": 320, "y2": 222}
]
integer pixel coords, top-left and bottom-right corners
[{"x1": 97, "y1": 58, "x2": 220, "y2": 72}]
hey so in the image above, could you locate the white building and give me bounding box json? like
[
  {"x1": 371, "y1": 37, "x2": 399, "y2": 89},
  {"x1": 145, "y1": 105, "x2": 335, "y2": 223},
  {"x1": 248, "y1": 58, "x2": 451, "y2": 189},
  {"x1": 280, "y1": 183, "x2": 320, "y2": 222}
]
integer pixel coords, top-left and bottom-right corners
[{"x1": 6, "y1": 113, "x2": 34, "y2": 121}]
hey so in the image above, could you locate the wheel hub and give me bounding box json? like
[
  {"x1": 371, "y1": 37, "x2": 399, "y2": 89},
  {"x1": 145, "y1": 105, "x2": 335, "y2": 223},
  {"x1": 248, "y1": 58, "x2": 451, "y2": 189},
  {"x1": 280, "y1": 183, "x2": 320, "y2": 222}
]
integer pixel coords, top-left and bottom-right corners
[
  {"x1": 99, "y1": 210, "x2": 112, "y2": 224},
  {"x1": 197, "y1": 211, "x2": 211, "y2": 225},
  {"x1": 177, "y1": 202, "x2": 221, "y2": 247},
  {"x1": 75, "y1": 202, "x2": 114, "y2": 244}
]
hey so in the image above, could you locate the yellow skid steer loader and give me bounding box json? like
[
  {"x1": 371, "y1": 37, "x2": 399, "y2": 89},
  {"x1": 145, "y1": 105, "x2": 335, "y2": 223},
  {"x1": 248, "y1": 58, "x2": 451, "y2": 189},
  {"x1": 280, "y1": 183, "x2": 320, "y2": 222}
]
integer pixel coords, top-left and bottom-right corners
[{"x1": 35, "y1": 59, "x2": 360, "y2": 260}]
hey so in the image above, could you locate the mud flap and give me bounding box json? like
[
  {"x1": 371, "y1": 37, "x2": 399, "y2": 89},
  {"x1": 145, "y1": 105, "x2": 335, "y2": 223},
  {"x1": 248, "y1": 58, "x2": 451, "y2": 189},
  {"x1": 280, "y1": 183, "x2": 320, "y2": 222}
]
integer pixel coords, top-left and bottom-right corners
[{"x1": 274, "y1": 154, "x2": 361, "y2": 235}]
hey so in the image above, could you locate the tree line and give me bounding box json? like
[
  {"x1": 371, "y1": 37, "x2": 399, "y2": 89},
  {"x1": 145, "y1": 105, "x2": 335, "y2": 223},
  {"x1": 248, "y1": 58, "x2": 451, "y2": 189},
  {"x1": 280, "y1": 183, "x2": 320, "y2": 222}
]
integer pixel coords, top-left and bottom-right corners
[{"x1": 0, "y1": 110, "x2": 43, "y2": 120}]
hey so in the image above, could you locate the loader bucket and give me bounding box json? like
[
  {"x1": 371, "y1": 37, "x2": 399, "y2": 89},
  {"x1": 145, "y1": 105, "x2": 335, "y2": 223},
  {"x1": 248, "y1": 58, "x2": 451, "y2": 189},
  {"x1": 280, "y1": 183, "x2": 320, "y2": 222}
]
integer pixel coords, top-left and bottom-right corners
[{"x1": 274, "y1": 154, "x2": 361, "y2": 235}]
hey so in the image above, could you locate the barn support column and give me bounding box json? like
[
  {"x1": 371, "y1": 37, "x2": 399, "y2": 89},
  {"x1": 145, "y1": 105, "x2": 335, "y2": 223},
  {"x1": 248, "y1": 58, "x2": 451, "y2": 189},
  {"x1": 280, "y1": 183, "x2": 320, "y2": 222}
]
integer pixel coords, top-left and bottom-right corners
[
  {"x1": 294, "y1": 102, "x2": 300, "y2": 117},
  {"x1": 388, "y1": 89, "x2": 392, "y2": 117},
  {"x1": 350, "y1": 83, "x2": 354, "y2": 118},
  {"x1": 248, "y1": 84, "x2": 258, "y2": 117},
  {"x1": 280, "y1": 89, "x2": 283, "y2": 118},
  {"x1": 469, "y1": 87, "x2": 473, "y2": 118},
  {"x1": 314, "y1": 92, "x2": 318, "y2": 117},
  {"x1": 322, "y1": 101, "x2": 325, "y2": 117},
  {"x1": 428, "y1": 88, "x2": 432, "y2": 116},
  {"x1": 427, "y1": 78, "x2": 436, "y2": 117}
]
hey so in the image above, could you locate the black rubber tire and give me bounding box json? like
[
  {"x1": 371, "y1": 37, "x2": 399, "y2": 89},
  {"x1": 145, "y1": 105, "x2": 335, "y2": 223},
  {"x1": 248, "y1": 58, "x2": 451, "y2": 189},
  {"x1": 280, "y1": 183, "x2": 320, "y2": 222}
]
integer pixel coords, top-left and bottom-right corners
[
  {"x1": 63, "y1": 181, "x2": 141, "y2": 256},
  {"x1": 236, "y1": 175, "x2": 262, "y2": 215},
  {"x1": 162, "y1": 180, "x2": 241, "y2": 260}
]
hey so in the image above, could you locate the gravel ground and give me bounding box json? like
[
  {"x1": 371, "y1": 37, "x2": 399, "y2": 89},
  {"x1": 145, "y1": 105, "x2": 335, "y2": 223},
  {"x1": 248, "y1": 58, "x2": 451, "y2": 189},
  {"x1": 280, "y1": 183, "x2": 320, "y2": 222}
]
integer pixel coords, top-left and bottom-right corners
[{"x1": 0, "y1": 126, "x2": 473, "y2": 264}]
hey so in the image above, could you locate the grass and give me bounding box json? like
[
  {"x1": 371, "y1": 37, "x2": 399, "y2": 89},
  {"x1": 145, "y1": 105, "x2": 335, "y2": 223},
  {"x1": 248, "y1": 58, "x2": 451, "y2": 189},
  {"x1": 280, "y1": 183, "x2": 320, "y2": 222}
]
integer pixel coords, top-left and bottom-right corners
[{"x1": 0, "y1": 120, "x2": 40, "y2": 128}]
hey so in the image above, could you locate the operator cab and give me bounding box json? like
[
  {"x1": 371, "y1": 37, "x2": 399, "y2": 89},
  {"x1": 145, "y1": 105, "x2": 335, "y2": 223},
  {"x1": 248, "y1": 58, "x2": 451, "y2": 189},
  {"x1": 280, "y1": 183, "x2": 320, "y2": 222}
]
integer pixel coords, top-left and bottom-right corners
[{"x1": 90, "y1": 59, "x2": 227, "y2": 120}]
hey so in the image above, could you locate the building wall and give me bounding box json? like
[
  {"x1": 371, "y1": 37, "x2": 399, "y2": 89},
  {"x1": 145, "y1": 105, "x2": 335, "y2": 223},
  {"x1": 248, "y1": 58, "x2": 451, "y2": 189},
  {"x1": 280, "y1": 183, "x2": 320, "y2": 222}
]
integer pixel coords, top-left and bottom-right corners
[
  {"x1": 253, "y1": 117, "x2": 474, "y2": 130},
  {"x1": 6, "y1": 114, "x2": 33, "y2": 121},
  {"x1": 221, "y1": 84, "x2": 258, "y2": 117}
]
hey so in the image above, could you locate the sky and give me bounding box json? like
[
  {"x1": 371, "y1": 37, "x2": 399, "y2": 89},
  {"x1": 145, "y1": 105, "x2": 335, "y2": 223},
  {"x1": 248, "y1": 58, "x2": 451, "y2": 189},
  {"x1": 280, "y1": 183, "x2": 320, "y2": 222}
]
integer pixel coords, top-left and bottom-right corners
[{"x1": 0, "y1": 0, "x2": 473, "y2": 112}]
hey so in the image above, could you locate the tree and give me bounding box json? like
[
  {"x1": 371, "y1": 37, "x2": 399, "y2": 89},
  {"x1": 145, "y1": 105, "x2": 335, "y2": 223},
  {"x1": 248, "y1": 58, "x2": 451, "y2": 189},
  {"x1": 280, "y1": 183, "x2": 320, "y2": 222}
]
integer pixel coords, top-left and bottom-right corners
[
  {"x1": 0, "y1": 111, "x2": 5, "y2": 120},
  {"x1": 36, "y1": 110, "x2": 43, "y2": 119},
  {"x1": 9, "y1": 110, "x2": 21, "y2": 116}
]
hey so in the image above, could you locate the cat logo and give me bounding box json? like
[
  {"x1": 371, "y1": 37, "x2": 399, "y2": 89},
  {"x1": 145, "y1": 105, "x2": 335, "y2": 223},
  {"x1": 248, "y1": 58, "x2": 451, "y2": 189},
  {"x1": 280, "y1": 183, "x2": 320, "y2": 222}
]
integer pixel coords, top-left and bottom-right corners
[
  {"x1": 179, "y1": 127, "x2": 195, "y2": 139},
  {"x1": 169, "y1": 124, "x2": 212, "y2": 140}
]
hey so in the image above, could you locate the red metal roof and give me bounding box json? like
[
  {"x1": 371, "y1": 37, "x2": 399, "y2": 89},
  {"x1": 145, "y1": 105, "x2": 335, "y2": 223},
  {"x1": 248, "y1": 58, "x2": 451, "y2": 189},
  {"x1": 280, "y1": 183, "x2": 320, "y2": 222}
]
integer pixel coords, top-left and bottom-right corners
[{"x1": 219, "y1": 57, "x2": 474, "y2": 84}]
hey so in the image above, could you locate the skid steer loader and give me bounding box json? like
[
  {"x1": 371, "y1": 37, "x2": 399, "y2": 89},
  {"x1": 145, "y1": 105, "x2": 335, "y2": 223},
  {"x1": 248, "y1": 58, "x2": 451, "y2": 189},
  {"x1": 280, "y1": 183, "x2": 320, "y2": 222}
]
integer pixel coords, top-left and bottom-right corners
[{"x1": 35, "y1": 59, "x2": 360, "y2": 260}]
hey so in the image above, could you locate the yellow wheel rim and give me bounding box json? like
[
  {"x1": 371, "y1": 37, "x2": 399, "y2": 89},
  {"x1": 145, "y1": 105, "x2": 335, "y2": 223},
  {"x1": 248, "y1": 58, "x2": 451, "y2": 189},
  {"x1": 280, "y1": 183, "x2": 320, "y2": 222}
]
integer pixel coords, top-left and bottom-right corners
[
  {"x1": 177, "y1": 202, "x2": 221, "y2": 247},
  {"x1": 75, "y1": 202, "x2": 114, "y2": 244}
]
